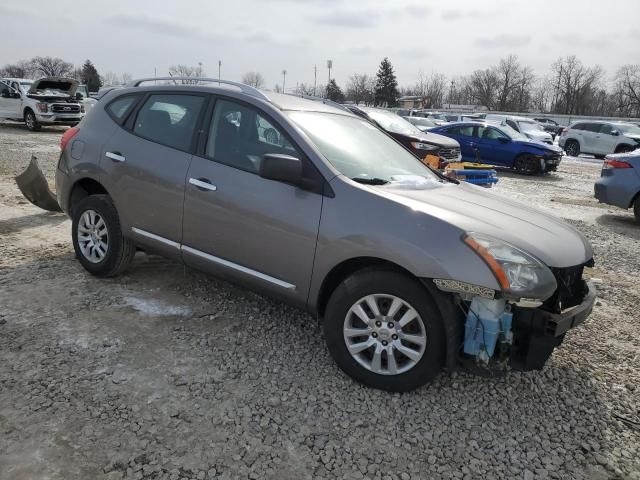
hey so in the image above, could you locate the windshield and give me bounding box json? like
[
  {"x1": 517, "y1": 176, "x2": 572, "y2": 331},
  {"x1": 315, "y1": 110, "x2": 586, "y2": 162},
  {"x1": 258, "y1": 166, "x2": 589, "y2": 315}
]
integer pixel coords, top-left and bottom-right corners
[
  {"x1": 615, "y1": 123, "x2": 640, "y2": 136},
  {"x1": 287, "y1": 111, "x2": 439, "y2": 182},
  {"x1": 518, "y1": 120, "x2": 544, "y2": 132},
  {"x1": 363, "y1": 109, "x2": 422, "y2": 135},
  {"x1": 498, "y1": 124, "x2": 529, "y2": 141}
]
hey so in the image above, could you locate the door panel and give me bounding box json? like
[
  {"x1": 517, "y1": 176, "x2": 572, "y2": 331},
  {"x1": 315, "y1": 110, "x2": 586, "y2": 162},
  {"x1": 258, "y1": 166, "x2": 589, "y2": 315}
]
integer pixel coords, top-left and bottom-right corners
[
  {"x1": 99, "y1": 93, "x2": 206, "y2": 256},
  {"x1": 181, "y1": 98, "x2": 323, "y2": 306}
]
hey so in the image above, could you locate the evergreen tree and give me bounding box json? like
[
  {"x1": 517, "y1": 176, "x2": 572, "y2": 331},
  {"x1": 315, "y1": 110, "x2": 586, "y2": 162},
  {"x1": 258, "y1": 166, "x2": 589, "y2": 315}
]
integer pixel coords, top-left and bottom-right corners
[
  {"x1": 325, "y1": 79, "x2": 345, "y2": 102},
  {"x1": 81, "y1": 60, "x2": 102, "y2": 92},
  {"x1": 374, "y1": 57, "x2": 399, "y2": 107}
]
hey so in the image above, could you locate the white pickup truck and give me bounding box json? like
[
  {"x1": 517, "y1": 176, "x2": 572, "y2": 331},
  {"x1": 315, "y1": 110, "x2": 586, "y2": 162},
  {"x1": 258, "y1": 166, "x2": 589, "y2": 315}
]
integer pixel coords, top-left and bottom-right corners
[{"x1": 0, "y1": 77, "x2": 85, "y2": 131}]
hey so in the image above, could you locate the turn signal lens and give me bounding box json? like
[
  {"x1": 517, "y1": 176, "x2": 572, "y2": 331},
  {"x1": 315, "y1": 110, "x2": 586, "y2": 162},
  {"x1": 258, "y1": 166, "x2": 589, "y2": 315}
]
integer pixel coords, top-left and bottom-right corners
[{"x1": 463, "y1": 235, "x2": 510, "y2": 290}]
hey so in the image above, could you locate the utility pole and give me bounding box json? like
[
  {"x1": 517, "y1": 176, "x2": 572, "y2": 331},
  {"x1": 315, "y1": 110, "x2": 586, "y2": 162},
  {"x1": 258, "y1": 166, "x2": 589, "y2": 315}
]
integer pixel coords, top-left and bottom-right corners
[
  {"x1": 449, "y1": 79, "x2": 455, "y2": 110},
  {"x1": 218, "y1": 60, "x2": 222, "y2": 85},
  {"x1": 314, "y1": 65, "x2": 317, "y2": 96},
  {"x1": 282, "y1": 69, "x2": 287, "y2": 93},
  {"x1": 327, "y1": 59, "x2": 333, "y2": 85}
]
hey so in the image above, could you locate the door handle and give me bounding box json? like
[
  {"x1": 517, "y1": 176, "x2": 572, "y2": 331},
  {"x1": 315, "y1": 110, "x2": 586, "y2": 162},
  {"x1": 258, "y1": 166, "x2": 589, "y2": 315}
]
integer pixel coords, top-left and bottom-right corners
[
  {"x1": 106, "y1": 151, "x2": 125, "y2": 162},
  {"x1": 189, "y1": 177, "x2": 217, "y2": 192}
]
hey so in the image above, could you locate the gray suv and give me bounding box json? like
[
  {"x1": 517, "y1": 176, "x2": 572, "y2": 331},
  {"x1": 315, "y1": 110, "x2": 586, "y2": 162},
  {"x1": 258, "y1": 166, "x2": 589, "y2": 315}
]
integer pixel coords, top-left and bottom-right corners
[{"x1": 55, "y1": 78, "x2": 596, "y2": 391}]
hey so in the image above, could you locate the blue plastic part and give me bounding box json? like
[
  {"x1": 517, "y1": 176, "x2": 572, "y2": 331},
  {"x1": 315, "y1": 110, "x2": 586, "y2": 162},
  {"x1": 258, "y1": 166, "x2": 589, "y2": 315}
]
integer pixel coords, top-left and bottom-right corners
[{"x1": 464, "y1": 304, "x2": 513, "y2": 362}]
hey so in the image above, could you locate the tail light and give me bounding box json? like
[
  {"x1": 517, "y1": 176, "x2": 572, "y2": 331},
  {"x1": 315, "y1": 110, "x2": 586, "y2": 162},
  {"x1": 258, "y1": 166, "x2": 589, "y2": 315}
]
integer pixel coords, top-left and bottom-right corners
[
  {"x1": 60, "y1": 126, "x2": 80, "y2": 151},
  {"x1": 603, "y1": 158, "x2": 633, "y2": 169}
]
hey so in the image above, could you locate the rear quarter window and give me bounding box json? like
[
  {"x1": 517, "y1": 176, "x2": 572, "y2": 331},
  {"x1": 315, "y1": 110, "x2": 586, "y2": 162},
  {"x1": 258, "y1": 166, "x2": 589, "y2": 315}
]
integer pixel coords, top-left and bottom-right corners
[{"x1": 106, "y1": 95, "x2": 140, "y2": 122}]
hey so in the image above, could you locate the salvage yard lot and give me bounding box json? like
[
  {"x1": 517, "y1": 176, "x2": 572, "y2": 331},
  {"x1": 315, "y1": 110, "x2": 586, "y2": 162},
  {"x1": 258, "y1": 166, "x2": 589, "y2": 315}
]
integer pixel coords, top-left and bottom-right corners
[{"x1": 0, "y1": 123, "x2": 638, "y2": 480}]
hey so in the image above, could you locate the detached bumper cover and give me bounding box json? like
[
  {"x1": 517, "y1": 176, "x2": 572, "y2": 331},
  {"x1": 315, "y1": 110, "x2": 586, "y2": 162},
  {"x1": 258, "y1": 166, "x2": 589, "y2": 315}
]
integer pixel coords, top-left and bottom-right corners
[{"x1": 510, "y1": 282, "x2": 596, "y2": 370}]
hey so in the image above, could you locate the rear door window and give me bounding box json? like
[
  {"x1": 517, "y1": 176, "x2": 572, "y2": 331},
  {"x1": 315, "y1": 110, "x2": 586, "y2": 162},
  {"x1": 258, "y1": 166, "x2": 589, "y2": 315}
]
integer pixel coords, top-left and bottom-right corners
[{"x1": 133, "y1": 94, "x2": 205, "y2": 151}]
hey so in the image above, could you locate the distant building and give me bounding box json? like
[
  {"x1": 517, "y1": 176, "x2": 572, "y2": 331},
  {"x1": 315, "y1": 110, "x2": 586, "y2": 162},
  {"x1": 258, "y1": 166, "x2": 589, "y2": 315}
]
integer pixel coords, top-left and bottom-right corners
[{"x1": 397, "y1": 96, "x2": 423, "y2": 109}]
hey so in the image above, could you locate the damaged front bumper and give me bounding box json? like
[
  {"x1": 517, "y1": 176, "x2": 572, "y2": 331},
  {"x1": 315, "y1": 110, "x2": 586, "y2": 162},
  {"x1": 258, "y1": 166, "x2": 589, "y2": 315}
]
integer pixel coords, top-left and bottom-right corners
[{"x1": 509, "y1": 281, "x2": 596, "y2": 370}]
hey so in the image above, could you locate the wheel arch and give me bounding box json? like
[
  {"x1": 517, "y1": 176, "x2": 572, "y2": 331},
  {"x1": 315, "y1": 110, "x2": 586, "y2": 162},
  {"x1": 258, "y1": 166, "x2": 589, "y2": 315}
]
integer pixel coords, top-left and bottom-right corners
[
  {"x1": 68, "y1": 177, "x2": 110, "y2": 216},
  {"x1": 629, "y1": 188, "x2": 640, "y2": 209},
  {"x1": 615, "y1": 143, "x2": 635, "y2": 153}
]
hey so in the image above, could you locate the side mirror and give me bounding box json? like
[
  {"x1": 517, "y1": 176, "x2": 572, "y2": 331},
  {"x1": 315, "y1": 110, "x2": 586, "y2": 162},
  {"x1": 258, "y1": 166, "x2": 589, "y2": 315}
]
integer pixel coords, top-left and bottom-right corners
[
  {"x1": 498, "y1": 137, "x2": 511, "y2": 144},
  {"x1": 610, "y1": 130, "x2": 620, "y2": 136},
  {"x1": 259, "y1": 153, "x2": 304, "y2": 187},
  {"x1": 75, "y1": 92, "x2": 84, "y2": 100}
]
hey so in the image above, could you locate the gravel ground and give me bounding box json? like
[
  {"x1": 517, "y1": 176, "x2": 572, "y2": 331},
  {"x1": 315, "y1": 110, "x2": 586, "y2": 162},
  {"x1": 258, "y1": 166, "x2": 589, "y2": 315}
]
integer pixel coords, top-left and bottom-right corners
[{"x1": 0, "y1": 122, "x2": 639, "y2": 480}]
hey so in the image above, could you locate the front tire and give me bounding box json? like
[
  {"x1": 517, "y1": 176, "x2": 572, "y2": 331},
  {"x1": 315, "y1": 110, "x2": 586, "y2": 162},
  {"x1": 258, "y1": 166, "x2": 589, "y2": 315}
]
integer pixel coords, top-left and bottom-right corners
[
  {"x1": 71, "y1": 194, "x2": 135, "y2": 277},
  {"x1": 564, "y1": 139, "x2": 580, "y2": 157},
  {"x1": 323, "y1": 268, "x2": 445, "y2": 392},
  {"x1": 513, "y1": 154, "x2": 541, "y2": 175},
  {"x1": 24, "y1": 109, "x2": 41, "y2": 132}
]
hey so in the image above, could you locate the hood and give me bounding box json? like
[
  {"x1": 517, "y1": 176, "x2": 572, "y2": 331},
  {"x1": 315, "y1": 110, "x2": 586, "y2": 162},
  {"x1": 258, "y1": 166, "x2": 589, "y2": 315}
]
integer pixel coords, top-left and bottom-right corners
[
  {"x1": 403, "y1": 130, "x2": 460, "y2": 149},
  {"x1": 375, "y1": 180, "x2": 592, "y2": 268},
  {"x1": 524, "y1": 129, "x2": 552, "y2": 141},
  {"x1": 28, "y1": 77, "x2": 79, "y2": 97},
  {"x1": 516, "y1": 139, "x2": 563, "y2": 153}
]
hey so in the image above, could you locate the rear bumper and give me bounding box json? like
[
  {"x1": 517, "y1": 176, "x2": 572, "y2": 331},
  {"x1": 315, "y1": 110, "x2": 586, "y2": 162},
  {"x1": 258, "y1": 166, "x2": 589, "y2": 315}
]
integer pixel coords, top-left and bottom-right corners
[
  {"x1": 594, "y1": 172, "x2": 638, "y2": 209},
  {"x1": 510, "y1": 282, "x2": 595, "y2": 370}
]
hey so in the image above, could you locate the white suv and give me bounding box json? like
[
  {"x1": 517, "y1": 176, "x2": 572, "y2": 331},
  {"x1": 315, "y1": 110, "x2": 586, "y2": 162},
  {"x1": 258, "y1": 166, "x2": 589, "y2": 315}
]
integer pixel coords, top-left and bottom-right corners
[
  {"x1": 559, "y1": 121, "x2": 640, "y2": 158},
  {"x1": 0, "y1": 77, "x2": 85, "y2": 131}
]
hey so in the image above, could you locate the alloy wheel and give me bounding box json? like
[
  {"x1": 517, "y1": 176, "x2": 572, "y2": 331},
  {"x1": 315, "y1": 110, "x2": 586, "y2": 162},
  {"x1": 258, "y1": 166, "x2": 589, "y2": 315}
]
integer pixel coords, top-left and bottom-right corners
[
  {"x1": 343, "y1": 294, "x2": 427, "y2": 375},
  {"x1": 77, "y1": 209, "x2": 109, "y2": 263}
]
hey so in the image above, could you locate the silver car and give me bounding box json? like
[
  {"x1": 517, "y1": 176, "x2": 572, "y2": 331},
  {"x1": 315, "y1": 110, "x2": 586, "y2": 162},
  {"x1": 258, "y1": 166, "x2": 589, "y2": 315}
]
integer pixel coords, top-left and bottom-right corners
[{"x1": 54, "y1": 78, "x2": 596, "y2": 391}]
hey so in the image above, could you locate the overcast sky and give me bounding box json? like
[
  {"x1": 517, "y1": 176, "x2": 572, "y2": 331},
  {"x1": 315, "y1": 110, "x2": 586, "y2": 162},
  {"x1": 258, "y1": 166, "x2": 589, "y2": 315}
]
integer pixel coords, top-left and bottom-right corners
[{"x1": 2, "y1": 0, "x2": 638, "y2": 88}]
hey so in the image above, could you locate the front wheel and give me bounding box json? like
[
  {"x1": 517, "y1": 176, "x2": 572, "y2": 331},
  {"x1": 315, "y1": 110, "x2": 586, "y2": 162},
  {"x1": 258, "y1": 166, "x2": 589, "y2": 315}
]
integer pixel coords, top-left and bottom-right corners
[
  {"x1": 24, "y1": 109, "x2": 41, "y2": 132},
  {"x1": 72, "y1": 194, "x2": 136, "y2": 277},
  {"x1": 513, "y1": 154, "x2": 541, "y2": 175},
  {"x1": 323, "y1": 268, "x2": 445, "y2": 392}
]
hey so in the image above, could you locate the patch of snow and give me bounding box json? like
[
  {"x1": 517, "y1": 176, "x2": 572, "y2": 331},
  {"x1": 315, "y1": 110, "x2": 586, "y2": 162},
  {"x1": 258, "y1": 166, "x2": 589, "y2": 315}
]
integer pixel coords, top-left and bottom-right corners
[{"x1": 122, "y1": 296, "x2": 192, "y2": 317}]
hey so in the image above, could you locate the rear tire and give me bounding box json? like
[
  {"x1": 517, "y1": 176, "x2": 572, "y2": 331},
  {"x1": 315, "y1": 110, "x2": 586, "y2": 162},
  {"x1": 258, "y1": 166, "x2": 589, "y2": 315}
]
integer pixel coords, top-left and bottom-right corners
[
  {"x1": 323, "y1": 268, "x2": 446, "y2": 392},
  {"x1": 513, "y1": 154, "x2": 541, "y2": 175},
  {"x1": 634, "y1": 196, "x2": 640, "y2": 224},
  {"x1": 24, "y1": 109, "x2": 41, "y2": 132},
  {"x1": 71, "y1": 194, "x2": 135, "y2": 277},
  {"x1": 564, "y1": 139, "x2": 580, "y2": 157}
]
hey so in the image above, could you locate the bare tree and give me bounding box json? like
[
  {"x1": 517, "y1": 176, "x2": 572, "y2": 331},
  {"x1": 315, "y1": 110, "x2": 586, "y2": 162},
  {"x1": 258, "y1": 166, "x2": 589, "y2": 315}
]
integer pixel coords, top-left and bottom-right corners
[
  {"x1": 550, "y1": 56, "x2": 605, "y2": 115},
  {"x1": 414, "y1": 72, "x2": 447, "y2": 108},
  {"x1": 614, "y1": 64, "x2": 640, "y2": 117},
  {"x1": 30, "y1": 56, "x2": 74, "y2": 77},
  {"x1": 469, "y1": 68, "x2": 500, "y2": 110},
  {"x1": 241, "y1": 72, "x2": 265, "y2": 89},
  {"x1": 0, "y1": 60, "x2": 34, "y2": 78},
  {"x1": 168, "y1": 63, "x2": 206, "y2": 84},
  {"x1": 346, "y1": 74, "x2": 370, "y2": 104}
]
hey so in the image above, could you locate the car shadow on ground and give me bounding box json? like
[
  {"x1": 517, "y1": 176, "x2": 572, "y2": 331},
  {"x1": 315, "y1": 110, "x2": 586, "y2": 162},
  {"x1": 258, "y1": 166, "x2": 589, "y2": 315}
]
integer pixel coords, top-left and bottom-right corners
[
  {"x1": 0, "y1": 121, "x2": 68, "y2": 133},
  {"x1": 596, "y1": 213, "x2": 639, "y2": 240},
  {"x1": 0, "y1": 211, "x2": 67, "y2": 235}
]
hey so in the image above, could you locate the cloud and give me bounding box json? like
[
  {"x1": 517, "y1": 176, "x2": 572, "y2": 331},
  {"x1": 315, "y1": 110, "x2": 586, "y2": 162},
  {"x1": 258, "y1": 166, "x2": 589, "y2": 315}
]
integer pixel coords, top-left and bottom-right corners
[
  {"x1": 551, "y1": 33, "x2": 611, "y2": 49},
  {"x1": 441, "y1": 9, "x2": 496, "y2": 21},
  {"x1": 475, "y1": 34, "x2": 531, "y2": 48},
  {"x1": 313, "y1": 10, "x2": 378, "y2": 28},
  {"x1": 106, "y1": 13, "x2": 200, "y2": 38},
  {"x1": 404, "y1": 4, "x2": 431, "y2": 17}
]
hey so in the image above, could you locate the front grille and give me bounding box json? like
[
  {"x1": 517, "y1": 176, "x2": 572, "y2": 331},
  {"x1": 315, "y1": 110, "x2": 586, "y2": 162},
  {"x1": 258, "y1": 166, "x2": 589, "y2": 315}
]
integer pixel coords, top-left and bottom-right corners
[
  {"x1": 542, "y1": 264, "x2": 589, "y2": 313},
  {"x1": 51, "y1": 104, "x2": 81, "y2": 113},
  {"x1": 439, "y1": 146, "x2": 461, "y2": 160}
]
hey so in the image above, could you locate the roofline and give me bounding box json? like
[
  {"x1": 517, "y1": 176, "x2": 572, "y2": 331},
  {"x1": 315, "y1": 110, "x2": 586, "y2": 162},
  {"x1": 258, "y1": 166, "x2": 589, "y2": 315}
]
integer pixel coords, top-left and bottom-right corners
[{"x1": 125, "y1": 77, "x2": 270, "y2": 102}]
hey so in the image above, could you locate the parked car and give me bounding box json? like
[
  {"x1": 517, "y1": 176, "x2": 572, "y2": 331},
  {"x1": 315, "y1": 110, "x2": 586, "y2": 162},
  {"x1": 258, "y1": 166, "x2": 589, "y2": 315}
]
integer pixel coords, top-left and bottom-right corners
[
  {"x1": 559, "y1": 121, "x2": 640, "y2": 158},
  {"x1": 484, "y1": 114, "x2": 553, "y2": 144},
  {"x1": 594, "y1": 151, "x2": 640, "y2": 222},
  {"x1": 76, "y1": 84, "x2": 98, "y2": 113},
  {"x1": 431, "y1": 122, "x2": 563, "y2": 174},
  {"x1": 52, "y1": 77, "x2": 595, "y2": 392},
  {"x1": 0, "y1": 77, "x2": 85, "y2": 131},
  {"x1": 346, "y1": 105, "x2": 461, "y2": 165},
  {"x1": 533, "y1": 118, "x2": 563, "y2": 139},
  {"x1": 403, "y1": 116, "x2": 439, "y2": 131}
]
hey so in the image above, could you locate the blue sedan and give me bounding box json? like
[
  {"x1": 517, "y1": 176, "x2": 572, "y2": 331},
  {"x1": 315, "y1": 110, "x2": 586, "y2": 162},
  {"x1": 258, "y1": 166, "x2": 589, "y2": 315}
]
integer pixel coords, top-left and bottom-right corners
[{"x1": 430, "y1": 122, "x2": 564, "y2": 175}]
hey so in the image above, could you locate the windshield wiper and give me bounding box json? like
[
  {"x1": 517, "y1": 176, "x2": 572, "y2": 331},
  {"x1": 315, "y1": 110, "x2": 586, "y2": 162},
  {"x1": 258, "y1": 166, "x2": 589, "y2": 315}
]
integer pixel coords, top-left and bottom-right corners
[{"x1": 351, "y1": 177, "x2": 389, "y2": 185}]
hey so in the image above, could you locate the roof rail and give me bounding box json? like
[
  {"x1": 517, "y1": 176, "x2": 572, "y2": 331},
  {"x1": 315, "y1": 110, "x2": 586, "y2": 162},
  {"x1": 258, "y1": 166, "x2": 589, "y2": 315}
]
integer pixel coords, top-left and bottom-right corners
[
  {"x1": 125, "y1": 77, "x2": 271, "y2": 102},
  {"x1": 286, "y1": 93, "x2": 352, "y2": 113}
]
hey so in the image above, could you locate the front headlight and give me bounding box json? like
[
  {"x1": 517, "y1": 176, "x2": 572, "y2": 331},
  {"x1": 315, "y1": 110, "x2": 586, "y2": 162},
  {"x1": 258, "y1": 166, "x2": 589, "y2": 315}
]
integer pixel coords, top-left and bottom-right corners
[
  {"x1": 463, "y1": 232, "x2": 557, "y2": 300},
  {"x1": 411, "y1": 141, "x2": 438, "y2": 152}
]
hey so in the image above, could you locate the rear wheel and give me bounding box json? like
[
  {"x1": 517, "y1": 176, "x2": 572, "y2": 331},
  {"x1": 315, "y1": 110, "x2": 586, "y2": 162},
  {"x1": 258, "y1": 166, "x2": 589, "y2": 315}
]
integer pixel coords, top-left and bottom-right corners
[
  {"x1": 513, "y1": 154, "x2": 540, "y2": 175},
  {"x1": 323, "y1": 268, "x2": 445, "y2": 392},
  {"x1": 24, "y1": 109, "x2": 41, "y2": 132},
  {"x1": 634, "y1": 196, "x2": 640, "y2": 224},
  {"x1": 72, "y1": 194, "x2": 135, "y2": 277},
  {"x1": 564, "y1": 139, "x2": 580, "y2": 157}
]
